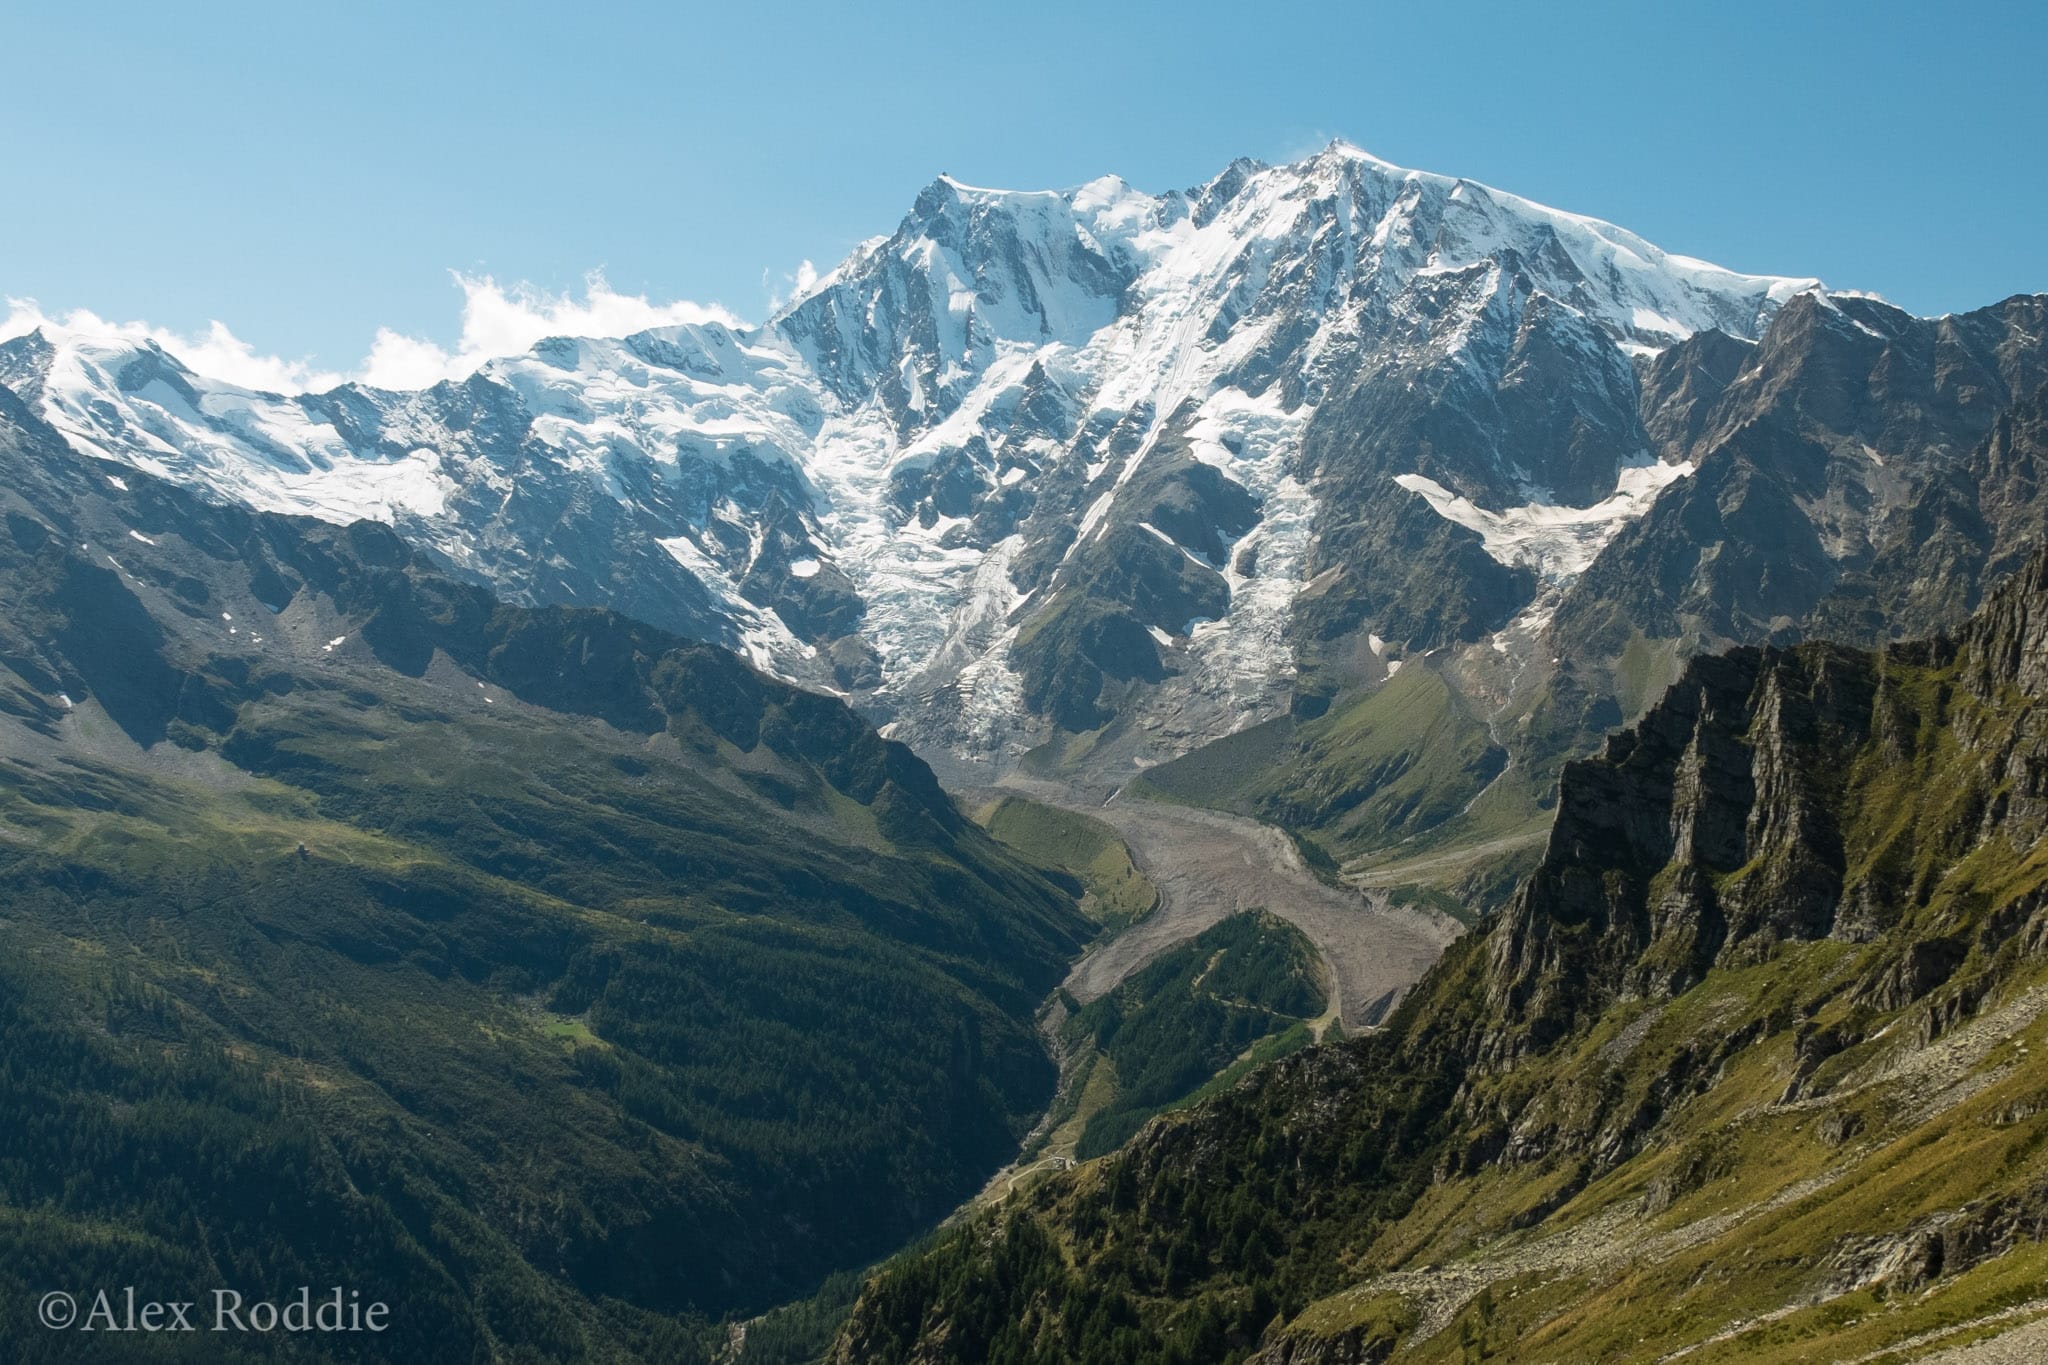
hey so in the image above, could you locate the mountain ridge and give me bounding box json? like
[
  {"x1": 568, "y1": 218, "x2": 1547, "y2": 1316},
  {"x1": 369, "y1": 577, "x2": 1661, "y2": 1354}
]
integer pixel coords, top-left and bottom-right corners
[
  {"x1": 0, "y1": 143, "x2": 1826, "y2": 782},
  {"x1": 11, "y1": 147, "x2": 2041, "y2": 916}
]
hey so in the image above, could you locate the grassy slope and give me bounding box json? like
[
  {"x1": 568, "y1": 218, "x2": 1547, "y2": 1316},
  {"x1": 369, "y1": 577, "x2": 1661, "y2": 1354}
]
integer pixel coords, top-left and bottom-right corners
[
  {"x1": 1292, "y1": 647, "x2": 2048, "y2": 1361},
  {"x1": 829, "y1": 631, "x2": 2048, "y2": 1364},
  {"x1": 976, "y1": 794, "x2": 1160, "y2": 931},
  {"x1": 1130, "y1": 664, "x2": 1544, "y2": 905},
  {"x1": 1060, "y1": 912, "x2": 1325, "y2": 1160},
  {"x1": 1134, "y1": 668, "x2": 1503, "y2": 849}
]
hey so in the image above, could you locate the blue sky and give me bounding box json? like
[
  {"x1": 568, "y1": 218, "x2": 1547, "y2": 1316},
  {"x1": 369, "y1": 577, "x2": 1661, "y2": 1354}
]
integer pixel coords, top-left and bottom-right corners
[{"x1": 2, "y1": 0, "x2": 2041, "y2": 384}]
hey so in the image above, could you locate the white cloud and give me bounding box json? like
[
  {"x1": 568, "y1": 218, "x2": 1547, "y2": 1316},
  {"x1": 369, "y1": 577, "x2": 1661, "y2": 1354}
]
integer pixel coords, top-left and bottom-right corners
[
  {"x1": 762, "y1": 258, "x2": 822, "y2": 313},
  {"x1": 1275, "y1": 129, "x2": 1350, "y2": 165},
  {"x1": 1, "y1": 270, "x2": 750, "y2": 395},
  {"x1": 357, "y1": 326, "x2": 456, "y2": 391},
  {"x1": 373, "y1": 271, "x2": 747, "y2": 388},
  {"x1": 1, "y1": 299, "x2": 348, "y2": 393}
]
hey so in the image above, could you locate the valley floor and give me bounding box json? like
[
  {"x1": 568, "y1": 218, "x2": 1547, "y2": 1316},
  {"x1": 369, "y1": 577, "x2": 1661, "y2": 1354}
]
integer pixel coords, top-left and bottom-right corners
[
  {"x1": 944, "y1": 776, "x2": 1466, "y2": 1231},
  {"x1": 996, "y1": 778, "x2": 1462, "y2": 1032}
]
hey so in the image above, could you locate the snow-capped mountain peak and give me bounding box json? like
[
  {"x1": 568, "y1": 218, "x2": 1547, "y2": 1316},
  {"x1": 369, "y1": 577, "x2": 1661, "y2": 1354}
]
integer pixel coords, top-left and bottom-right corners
[{"x1": 0, "y1": 146, "x2": 1833, "y2": 773}]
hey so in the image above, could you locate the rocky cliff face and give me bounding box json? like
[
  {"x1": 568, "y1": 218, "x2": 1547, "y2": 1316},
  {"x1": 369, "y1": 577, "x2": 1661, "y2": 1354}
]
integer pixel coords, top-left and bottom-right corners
[
  {"x1": 1555, "y1": 292, "x2": 2048, "y2": 660},
  {"x1": 1482, "y1": 543, "x2": 2048, "y2": 1072},
  {"x1": 832, "y1": 543, "x2": 2048, "y2": 1364},
  {"x1": 1481, "y1": 641, "x2": 1879, "y2": 1061}
]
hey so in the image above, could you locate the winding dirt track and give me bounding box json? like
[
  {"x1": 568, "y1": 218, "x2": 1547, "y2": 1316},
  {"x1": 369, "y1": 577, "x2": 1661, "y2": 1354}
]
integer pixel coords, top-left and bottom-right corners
[{"x1": 997, "y1": 779, "x2": 1462, "y2": 1032}]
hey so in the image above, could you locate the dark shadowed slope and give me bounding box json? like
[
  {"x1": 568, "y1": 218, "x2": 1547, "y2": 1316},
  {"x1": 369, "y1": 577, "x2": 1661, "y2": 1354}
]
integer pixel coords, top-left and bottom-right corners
[{"x1": 0, "y1": 381, "x2": 1093, "y2": 1360}]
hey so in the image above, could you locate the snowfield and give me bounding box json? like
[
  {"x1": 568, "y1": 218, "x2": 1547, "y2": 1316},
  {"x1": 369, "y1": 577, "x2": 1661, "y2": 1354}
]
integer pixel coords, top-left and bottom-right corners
[{"x1": 1393, "y1": 459, "x2": 1698, "y2": 582}]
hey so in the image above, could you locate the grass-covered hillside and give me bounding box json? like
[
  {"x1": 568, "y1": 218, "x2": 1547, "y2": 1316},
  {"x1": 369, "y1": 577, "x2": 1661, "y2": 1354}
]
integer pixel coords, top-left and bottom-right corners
[
  {"x1": 1057, "y1": 911, "x2": 1326, "y2": 1162},
  {"x1": 831, "y1": 547, "x2": 2048, "y2": 1364},
  {"x1": 975, "y1": 793, "x2": 1159, "y2": 931},
  {"x1": 1131, "y1": 664, "x2": 1545, "y2": 904},
  {"x1": 0, "y1": 384, "x2": 1094, "y2": 1360}
]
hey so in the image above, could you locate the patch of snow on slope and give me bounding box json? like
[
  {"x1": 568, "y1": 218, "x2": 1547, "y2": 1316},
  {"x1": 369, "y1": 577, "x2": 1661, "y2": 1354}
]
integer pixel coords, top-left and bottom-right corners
[
  {"x1": 805, "y1": 412, "x2": 995, "y2": 686},
  {"x1": 37, "y1": 339, "x2": 460, "y2": 522},
  {"x1": 924, "y1": 536, "x2": 1033, "y2": 753},
  {"x1": 1393, "y1": 458, "x2": 1695, "y2": 581},
  {"x1": 655, "y1": 534, "x2": 814, "y2": 675}
]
